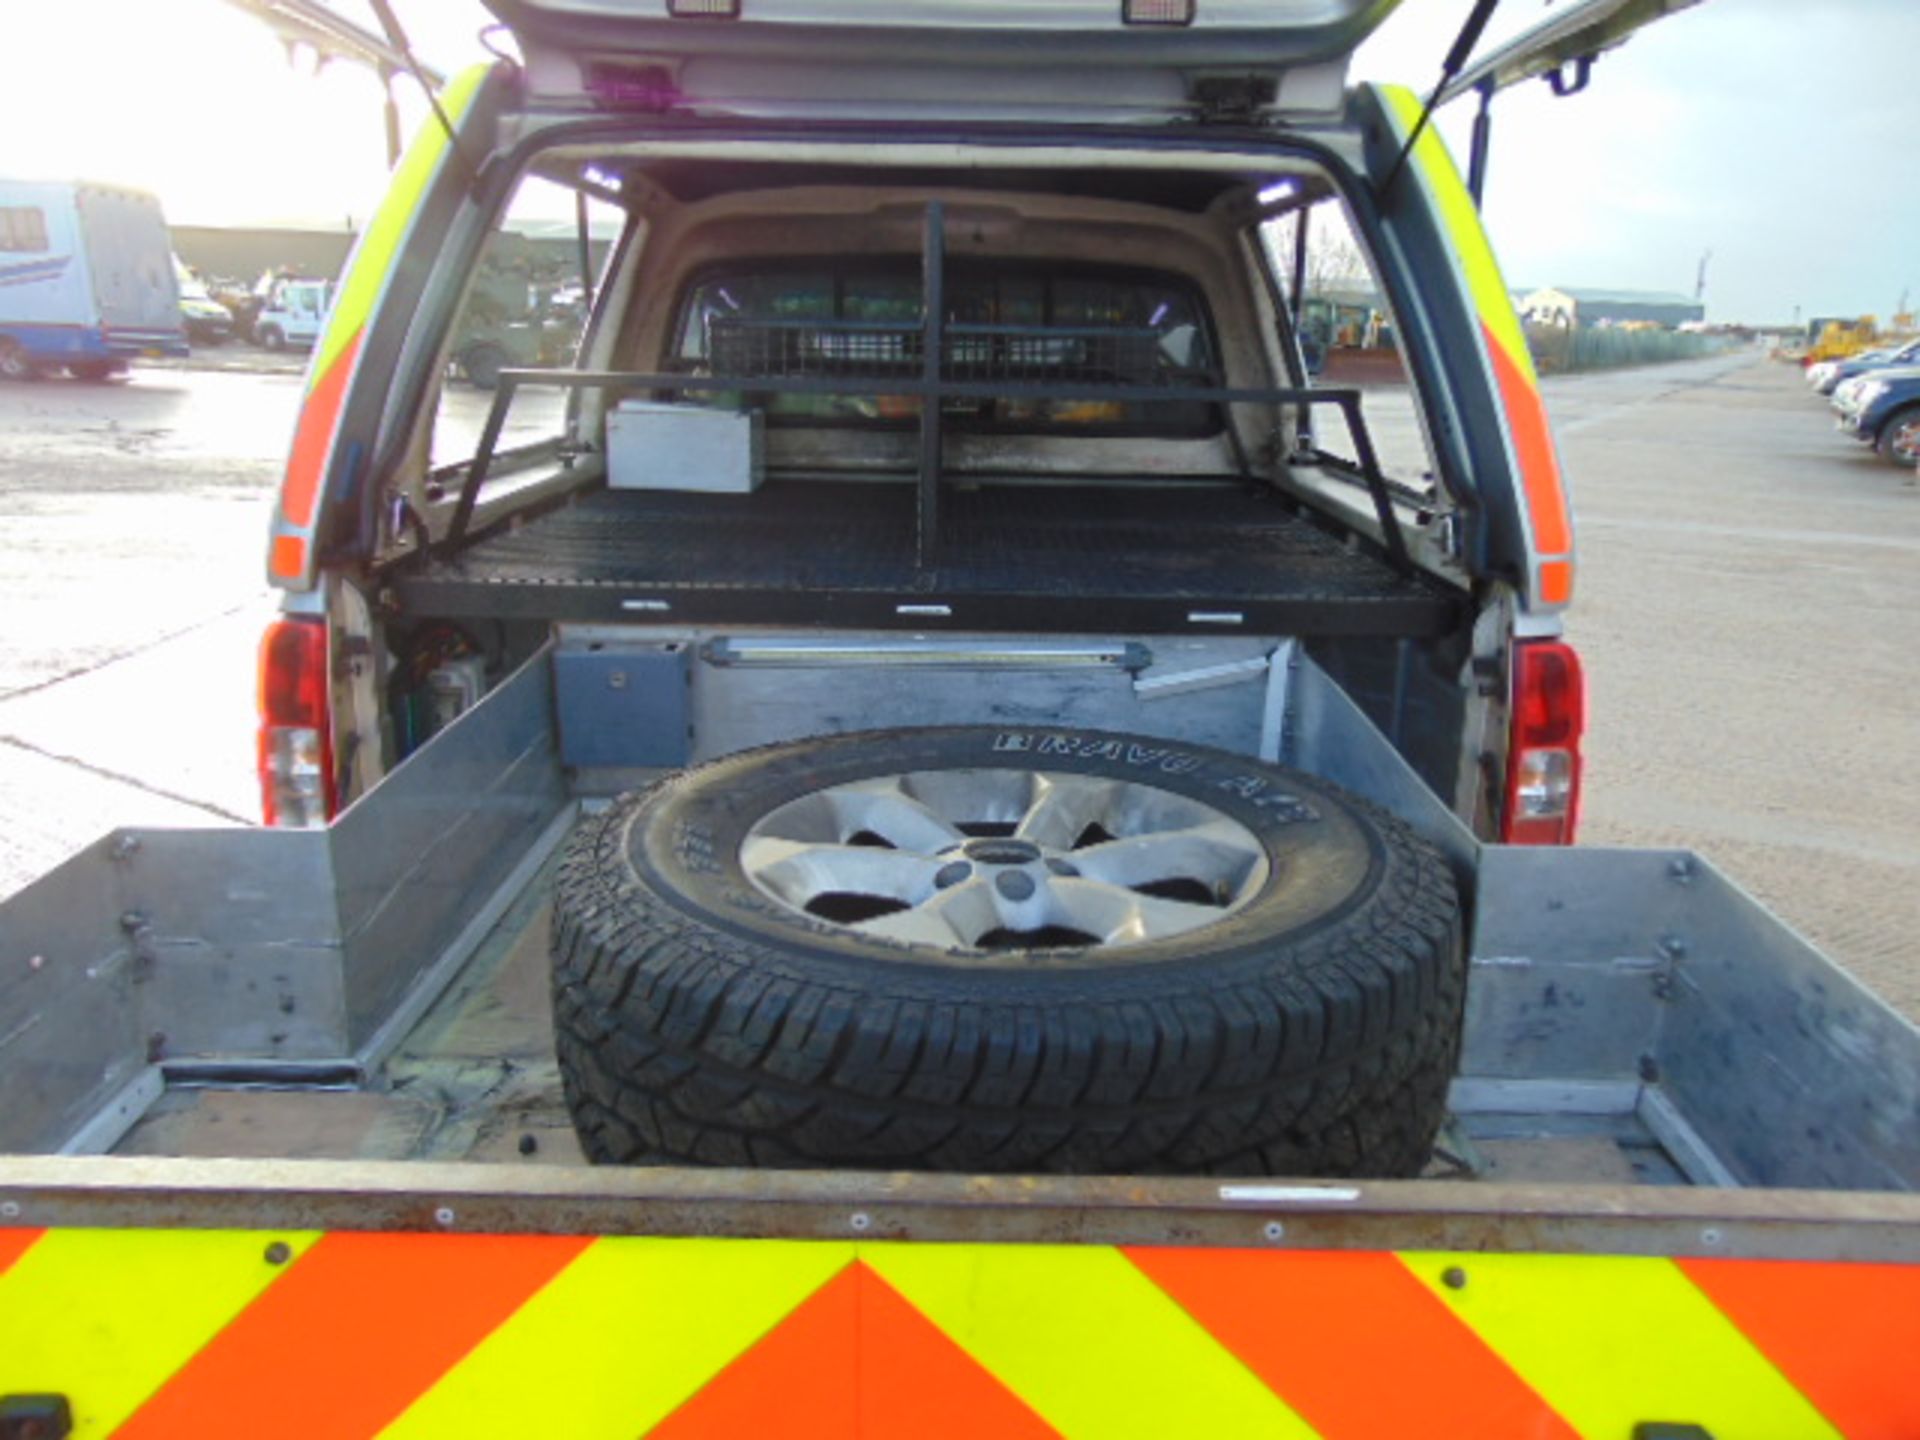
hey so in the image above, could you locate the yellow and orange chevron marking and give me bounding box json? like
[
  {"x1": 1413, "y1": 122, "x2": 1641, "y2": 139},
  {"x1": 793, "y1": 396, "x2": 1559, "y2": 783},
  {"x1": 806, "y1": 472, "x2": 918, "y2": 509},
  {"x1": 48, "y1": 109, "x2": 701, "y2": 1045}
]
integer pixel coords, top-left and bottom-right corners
[
  {"x1": 267, "y1": 64, "x2": 492, "y2": 589},
  {"x1": 1374, "y1": 84, "x2": 1576, "y2": 611},
  {"x1": 4, "y1": 1226, "x2": 1918, "y2": 1438}
]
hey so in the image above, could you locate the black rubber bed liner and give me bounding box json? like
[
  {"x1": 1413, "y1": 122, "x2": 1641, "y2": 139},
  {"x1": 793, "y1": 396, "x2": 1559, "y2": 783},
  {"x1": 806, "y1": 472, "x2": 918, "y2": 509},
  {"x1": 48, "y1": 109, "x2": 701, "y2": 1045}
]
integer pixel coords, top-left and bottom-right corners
[{"x1": 397, "y1": 481, "x2": 1463, "y2": 636}]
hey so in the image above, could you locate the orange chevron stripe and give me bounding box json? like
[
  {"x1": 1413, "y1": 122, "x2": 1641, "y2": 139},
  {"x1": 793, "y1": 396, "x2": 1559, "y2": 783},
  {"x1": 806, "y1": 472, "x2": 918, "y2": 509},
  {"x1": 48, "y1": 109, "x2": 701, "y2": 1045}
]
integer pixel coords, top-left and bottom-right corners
[
  {"x1": 1680, "y1": 1258, "x2": 1920, "y2": 1440},
  {"x1": 0, "y1": 1227, "x2": 43, "y2": 1276},
  {"x1": 1484, "y1": 319, "x2": 1573, "y2": 564},
  {"x1": 1128, "y1": 1247, "x2": 1580, "y2": 1439},
  {"x1": 276, "y1": 326, "x2": 363, "y2": 541},
  {"x1": 648, "y1": 1260, "x2": 1060, "y2": 1440},
  {"x1": 112, "y1": 1231, "x2": 589, "y2": 1440}
]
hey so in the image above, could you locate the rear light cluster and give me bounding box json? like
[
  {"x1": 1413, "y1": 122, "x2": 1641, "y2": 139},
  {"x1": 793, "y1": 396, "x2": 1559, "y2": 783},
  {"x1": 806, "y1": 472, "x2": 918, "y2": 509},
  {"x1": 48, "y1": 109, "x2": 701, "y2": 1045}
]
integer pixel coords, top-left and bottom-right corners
[
  {"x1": 258, "y1": 615, "x2": 335, "y2": 829},
  {"x1": 1501, "y1": 639, "x2": 1585, "y2": 846}
]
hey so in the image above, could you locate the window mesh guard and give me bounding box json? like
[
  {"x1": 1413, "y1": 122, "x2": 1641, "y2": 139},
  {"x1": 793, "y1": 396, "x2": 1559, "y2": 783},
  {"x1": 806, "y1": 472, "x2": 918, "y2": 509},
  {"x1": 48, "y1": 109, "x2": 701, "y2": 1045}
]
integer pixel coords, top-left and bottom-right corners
[{"x1": 708, "y1": 317, "x2": 1188, "y2": 388}]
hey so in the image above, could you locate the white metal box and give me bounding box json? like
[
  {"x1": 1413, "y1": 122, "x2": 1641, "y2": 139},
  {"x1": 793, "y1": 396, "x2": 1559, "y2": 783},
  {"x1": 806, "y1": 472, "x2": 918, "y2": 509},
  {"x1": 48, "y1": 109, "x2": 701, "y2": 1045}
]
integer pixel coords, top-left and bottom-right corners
[{"x1": 606, "y1": 401, "x2": 764, "y2": 493}]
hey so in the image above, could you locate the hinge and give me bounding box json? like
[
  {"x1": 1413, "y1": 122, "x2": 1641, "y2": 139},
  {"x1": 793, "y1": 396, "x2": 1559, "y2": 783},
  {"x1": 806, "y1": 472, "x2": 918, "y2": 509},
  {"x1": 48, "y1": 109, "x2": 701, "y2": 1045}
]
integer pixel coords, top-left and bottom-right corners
[{"x1": 1188, "y1": 75, "x2": 1278, "y2": 125}]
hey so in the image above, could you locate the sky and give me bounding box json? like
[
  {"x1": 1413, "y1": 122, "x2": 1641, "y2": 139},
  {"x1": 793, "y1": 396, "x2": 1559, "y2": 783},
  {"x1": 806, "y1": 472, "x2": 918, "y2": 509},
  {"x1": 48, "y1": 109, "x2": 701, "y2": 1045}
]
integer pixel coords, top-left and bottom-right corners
[{"x1": 1, "y1": 0, "x2": 1914, "y2": 325}]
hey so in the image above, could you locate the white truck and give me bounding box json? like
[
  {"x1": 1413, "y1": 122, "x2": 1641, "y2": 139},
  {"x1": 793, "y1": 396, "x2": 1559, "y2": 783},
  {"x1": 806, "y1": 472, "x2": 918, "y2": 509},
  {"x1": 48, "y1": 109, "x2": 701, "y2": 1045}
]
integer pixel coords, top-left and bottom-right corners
[
  {"x1": 0, "y1": 179, "x2": 186, "y2": 381},
  {"x1": 252, "y1": 275, "x2": 334, "y2": 352}
]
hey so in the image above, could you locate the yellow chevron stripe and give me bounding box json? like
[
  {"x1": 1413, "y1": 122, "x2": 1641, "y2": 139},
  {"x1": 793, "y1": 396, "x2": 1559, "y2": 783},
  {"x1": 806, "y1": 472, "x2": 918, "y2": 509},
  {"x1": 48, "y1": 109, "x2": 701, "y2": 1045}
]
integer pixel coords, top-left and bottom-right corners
[
  {"x1": 378, "y1": 1237, "x2": 855, "y2": 1439},
  {"x1": 310, "y1": 62, "x2": 489, "y2": 388},
  {"x1": 0, "y1": 1227, "x2": 319, "y2": 1438},
  {"x1": 1377, "y1": 83, "x2": 1536, "y2": 383},
  {"x1": 866, "y1": 1242, "x2": 1320, "y2": 1440},
  {"x1": 1401, "y1": 1251, "x2": 1845, "y2": 1440}
]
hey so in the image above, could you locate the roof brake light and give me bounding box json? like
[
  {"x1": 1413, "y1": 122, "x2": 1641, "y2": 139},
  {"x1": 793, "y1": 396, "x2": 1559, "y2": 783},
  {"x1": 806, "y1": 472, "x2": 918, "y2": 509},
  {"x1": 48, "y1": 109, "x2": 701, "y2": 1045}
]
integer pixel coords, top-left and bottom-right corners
[
  {"x1": 1124, "y1": 0, "x2": 1196, "y2": 25},
  {"x1": 1501, "y1": 638, "x2": 1585, "y2": 846}
]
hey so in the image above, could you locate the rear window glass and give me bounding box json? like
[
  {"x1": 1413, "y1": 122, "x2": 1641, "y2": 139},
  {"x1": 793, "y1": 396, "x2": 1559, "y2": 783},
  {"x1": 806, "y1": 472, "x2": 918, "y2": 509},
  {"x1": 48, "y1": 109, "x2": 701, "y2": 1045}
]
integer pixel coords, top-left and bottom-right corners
[
  {"x1": 0, "y1": 207, "x2": 49, "y2": 253},
  {"x1": 673, "y1": 261, "x2": 1219, "y2": 435}
]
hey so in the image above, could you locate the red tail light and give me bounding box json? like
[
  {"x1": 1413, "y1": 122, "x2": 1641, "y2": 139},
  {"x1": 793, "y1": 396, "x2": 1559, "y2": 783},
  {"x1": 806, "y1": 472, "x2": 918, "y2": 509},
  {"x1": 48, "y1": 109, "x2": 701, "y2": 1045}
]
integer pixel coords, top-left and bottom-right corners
[
  {"x1": 258, "y1": 615, "x2": 334, "y2": 827},
  {"x1": 1501, "y1": 638, "x2": 1585, "y2": 845}
]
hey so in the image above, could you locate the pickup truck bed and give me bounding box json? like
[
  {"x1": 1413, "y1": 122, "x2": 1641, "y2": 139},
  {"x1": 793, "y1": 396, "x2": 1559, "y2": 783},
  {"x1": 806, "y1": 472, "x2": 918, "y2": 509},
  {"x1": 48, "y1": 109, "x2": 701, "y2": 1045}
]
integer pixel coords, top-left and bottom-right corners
[
  {"x1": 398, "y1": 482, "x2": 1460, "y2": 636},
  {"x1": 6, "y1": 644, "x2": 1920, "y2": 1440},
  {"x1": 9, "y1": 645, "x2": 1916, "y2": 1193},
  {"x1": 106, "y1": 876, "x2": 1680, "y2": 1186}
]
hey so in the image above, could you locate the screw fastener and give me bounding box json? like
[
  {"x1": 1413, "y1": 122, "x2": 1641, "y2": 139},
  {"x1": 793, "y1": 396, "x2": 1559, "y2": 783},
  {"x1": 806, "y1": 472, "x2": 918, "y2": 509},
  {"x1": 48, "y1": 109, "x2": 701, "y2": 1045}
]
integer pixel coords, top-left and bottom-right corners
[
  {"x1": 1441, "y1": 1266, "x2": 1469, "y2": 1290},
  {"x1": 995, "y1": 870, "x2": 1037, "y2": 902}
]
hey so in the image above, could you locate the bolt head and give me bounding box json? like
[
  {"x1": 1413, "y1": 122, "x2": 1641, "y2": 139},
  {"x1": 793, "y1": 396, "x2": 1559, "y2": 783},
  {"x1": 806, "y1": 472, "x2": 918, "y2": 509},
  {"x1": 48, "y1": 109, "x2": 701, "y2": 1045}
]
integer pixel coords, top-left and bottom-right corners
[
  {"x1": 995, "y1": 870, "x2": 1037, "y2": 902},
  {"x1": 934, "y1": 861, "x2": 973, "y2": 890}
]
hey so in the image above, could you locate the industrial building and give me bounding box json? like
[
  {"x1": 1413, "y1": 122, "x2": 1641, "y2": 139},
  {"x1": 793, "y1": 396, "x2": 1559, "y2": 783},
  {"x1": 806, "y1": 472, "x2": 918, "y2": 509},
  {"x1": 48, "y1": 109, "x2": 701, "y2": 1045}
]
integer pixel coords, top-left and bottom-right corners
[{"x1": 1521, "y1": 286, "x2": 1706, "y2": 329}]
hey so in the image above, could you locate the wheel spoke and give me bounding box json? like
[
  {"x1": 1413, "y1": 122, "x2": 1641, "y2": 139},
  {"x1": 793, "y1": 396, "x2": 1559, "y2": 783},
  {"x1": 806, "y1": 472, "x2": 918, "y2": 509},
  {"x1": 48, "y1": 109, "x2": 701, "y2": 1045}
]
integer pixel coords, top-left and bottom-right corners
[
  {"x1": 826, "y1": 780, "x2": 968, "y2": 852},
  {"x1": 1014, "y1": 773, "x2": 1119, "y2": 849},
  {"x1": 850, "y1": 878, "x2": 997, "y2": 947},
  {"x1": 740, "y1": 836, "x2": 948, "y2": 909},
  {"x1": 743, "y1": 765, "x2": 1270, "y2": 953},
  {"x1": 1069, "y1": 820, "x2": 1265, "y2": 899},
  {"x1": 1046, "y1": 876, "x2": 1225, "y2": 944}
]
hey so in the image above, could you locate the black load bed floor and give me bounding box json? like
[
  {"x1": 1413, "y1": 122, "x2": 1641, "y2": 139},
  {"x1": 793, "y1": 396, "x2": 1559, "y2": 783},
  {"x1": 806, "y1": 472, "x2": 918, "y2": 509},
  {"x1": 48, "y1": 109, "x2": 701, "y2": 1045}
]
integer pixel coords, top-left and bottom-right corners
[{"x1": 397, "y1": 481, "x2": 1462, "y2": 636}]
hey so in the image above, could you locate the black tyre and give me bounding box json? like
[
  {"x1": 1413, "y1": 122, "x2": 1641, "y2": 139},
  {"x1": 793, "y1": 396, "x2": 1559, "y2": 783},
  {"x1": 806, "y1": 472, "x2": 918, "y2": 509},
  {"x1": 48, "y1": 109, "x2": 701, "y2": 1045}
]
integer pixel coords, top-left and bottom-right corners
[
  {"x1": 0, "y1": 339, "x2": 39, "y2": 381},
  {"x1": 258, "y1": 324, "x2": 286, "y2": 352},
  {"x1": 460, "y1": 342, "x2": 508, "y2": 390},
  {"x1": 553, "y1": 726, "x2": 1465, "y2": 1177},
  {"x1": 67, "y1": 360, "x2": 125, "y2": 382},
  {"x1": 1876, "y1": 405, "x2": 1920, "y2": 467}
]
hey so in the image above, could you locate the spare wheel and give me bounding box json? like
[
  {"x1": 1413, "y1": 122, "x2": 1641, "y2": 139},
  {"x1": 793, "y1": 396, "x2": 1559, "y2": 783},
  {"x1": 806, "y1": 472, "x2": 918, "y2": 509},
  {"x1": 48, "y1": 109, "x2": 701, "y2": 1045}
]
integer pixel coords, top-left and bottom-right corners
[{"x1": 552, "y1": 726, "x2": 1465, "y2": 1177}]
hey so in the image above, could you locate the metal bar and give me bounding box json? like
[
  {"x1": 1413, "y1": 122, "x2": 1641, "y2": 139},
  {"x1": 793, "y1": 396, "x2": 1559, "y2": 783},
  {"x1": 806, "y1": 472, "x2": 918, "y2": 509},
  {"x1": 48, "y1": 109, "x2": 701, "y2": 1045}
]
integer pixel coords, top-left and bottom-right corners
[
  {"x1": 1437, "y1": 0, "x2": 1706, "y2": 106},
  {"x1": 1333, "y1": 392, "x2": 1413, "y2": 570},
  {"x1": 1288, "y1": 207, "x2": 1314, "y2": 443},
  {"x1": 1467, "y1": 79, "x2": 1495, "y2": 205},
  {"x1": 7, "y1": 1156, "x2": 1920, "y2": 1262},
  {"x1": 574, "y1": 187, "x2": 595, "y2": 308},
  {"x1": 451, "y1": 367, "x2": 1412, "y2": 564},
  {"x1": 918, "y1": 200, "x2": 945, "y2": 570},
  {"x1": 491, "y1": 367, "x2": 1360, "y2": 407},
  {"x1": 445, "y1": 374, "x2": 518, "y2": 548}
]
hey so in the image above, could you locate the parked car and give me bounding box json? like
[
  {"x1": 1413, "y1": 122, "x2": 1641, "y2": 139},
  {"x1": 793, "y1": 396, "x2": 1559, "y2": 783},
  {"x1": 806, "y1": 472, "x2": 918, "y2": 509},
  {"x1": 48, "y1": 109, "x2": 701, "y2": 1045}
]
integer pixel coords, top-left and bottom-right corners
[
  {"x1": 1834, "y1": 364, "x2": 1920, "y2": 465},
  {"x1": 1808, "y1": 338, "x2": 1920, "y2": 395},
  {"x1": 173, "y1": 255, "x2": 234, "y2": 345},
  {"x1": 0, "y1": 178, "x2": 186, "y2": 380}
]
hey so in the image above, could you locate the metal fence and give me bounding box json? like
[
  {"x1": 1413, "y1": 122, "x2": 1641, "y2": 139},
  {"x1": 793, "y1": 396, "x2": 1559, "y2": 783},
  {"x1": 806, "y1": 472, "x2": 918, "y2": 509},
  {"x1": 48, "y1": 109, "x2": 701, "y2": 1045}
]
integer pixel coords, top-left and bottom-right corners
[{"x1": 1526, "y1": 324, "x2": 1742, "y2": 375}]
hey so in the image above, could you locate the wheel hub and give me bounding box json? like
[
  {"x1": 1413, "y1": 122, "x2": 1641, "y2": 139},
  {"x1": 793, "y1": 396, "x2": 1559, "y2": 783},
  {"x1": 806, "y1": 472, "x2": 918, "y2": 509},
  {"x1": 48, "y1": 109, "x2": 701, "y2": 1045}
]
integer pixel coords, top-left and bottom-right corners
[
  {"x1": 959, "y1": 837, "x2": 1042, "y2": 865},
  {"x1": 739, "y1": 767, "x2": 1270, "y2": 955}
]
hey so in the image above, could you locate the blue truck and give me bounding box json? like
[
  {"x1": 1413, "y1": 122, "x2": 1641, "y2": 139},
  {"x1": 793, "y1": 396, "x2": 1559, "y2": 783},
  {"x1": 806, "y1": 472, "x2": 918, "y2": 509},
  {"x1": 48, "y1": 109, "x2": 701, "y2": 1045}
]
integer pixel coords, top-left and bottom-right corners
[{"x1": 0, "y1": 179, "x2": 187, "y2": 380}]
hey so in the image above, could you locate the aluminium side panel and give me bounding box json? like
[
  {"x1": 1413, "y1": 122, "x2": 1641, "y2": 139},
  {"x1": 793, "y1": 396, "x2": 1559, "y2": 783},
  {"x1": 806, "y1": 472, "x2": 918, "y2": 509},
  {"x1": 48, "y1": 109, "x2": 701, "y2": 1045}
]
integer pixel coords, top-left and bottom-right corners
[
  {"x1": 331, "y1": 647, "x2": 567, "y2": 1049},
  {"x1": 0, "y1": 838, "x2": 143, "y2": 1153}
]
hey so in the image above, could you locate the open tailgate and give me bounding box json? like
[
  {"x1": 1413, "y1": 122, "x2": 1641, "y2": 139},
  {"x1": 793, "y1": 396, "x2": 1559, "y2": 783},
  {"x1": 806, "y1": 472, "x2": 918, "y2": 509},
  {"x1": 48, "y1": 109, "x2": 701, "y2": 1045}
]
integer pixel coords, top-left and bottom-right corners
[{"x1": 484, "y1": 0, "x2": 1404, "y2": 119}]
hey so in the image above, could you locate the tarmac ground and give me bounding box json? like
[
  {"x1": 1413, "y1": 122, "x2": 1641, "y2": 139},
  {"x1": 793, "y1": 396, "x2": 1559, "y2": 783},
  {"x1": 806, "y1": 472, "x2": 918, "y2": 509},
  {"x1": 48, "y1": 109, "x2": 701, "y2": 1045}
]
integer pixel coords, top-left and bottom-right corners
[{"x1": 1, "y1": 348, "x2": 1916, "y2": 1015}]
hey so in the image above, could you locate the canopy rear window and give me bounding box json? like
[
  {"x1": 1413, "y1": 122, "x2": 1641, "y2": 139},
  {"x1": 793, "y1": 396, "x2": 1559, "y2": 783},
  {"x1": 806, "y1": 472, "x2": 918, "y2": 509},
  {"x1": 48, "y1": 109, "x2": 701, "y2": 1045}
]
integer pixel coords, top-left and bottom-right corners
[{"x1": 672, "y1": 260, "x2": 1221, "y2": 435}]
